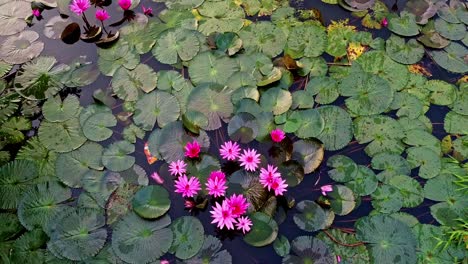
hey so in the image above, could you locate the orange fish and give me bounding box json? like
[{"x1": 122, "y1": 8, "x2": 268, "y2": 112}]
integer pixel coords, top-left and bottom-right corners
[{"x1": 144, "y1": 142, "x2": 158, "y2": 164}]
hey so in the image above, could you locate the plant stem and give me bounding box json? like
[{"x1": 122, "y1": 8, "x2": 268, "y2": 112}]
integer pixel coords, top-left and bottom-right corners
[
  {"x1": 81, "y1": 13, "x2": 91, "y2": 31},
  {"x1": 101, "y1": 21, "x2": 109, "y2": 35}
]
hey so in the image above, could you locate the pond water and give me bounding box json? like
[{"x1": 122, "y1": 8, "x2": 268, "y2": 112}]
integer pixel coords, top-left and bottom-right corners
[{"x1": 0, "y1": 0, "x2": 467, "y2": 263}]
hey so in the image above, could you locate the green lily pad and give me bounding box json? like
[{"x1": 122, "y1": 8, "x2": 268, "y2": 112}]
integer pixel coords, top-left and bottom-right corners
[
  {"x1": 291, "y1": 90, "x2": 314, "y2": 110},
  {"x1": 355, "y1": 215, "x2": 417, "y2": 264},
  {"x1": 260, "y1": 87, "x2": 292, "y2": 116},
  {"x1": 285, "y1": 24, "x2": 327, "y2": 58},
  {"x1": 134, "y1": 90, "x2": 180, "y2": 131},
  {"x1": 293, "y1": 200, "x2": 334, "y2": 232},
  {"x1": 170, "y1": 216, "x2": 204, "y2": 259},
  {"x1": 345, "y1": 165, "x2": 378, "y2": 196},
  {"x1": 425, "y1": 80, "x2": 458, "y2": 106},
  {"x1": 55, "y1": 142, "x2": 104, "y2": 188},
  {"x1": 444, "y1": 111, "x2": 468, "y2": 134},
  {"x1": 17, "y1": 137, "x2": 57, "y2": 177},
  {"x1": 434, "y1": 18, "x2": 466, "y2": 40},
  {"x1": 188, "y1": 51, "x2": 239, "y2": 86},
  {"x1": 371, "y1": 152, "x2": 411, "y2": 183},
  {"x1": 406, "y1": 146, "x2": 441, "y2": 179},
  {"x1": 388, "y1": 12, "x2": 420, "y2": 36},
  {"x1": 197, "y1": 1, "x2": 245, "y2": 35},
  {"x1": 371, "y1": 184, "x2": 403, "y2": 213},
  {"x1": 112, "y1": 213, "x2": 173, "y2": 264},
  {"x1": 297, "y1": 57, "x2": 328, "y2": 77},
  {"x1": 239, "y1": 21, "x2": 287, "y2": 57},
  {"x1": 244, "y1": 212, "x2": 279, "y2": 247},
  {"x1": 430, "y1": 42, "x2": 468, "y2": 74},
  {"x1": 317, "y1": 229, "x2": 370, "y2": 264},
  {"x1": 132, "y1": 185, "x2": 170, "y2": 219},
  {"x1": 184, "y1": 235, "x2": 232, "y2": 264},
  {"x1": 97, "y1": 43, "x2": 139, "y2": 76},
  {"x1": 273, "y1": 235, "x2": 290, "y2": 257},
  {"x1": 38, "y1": 118, "x2": 87, "y2": 153},
  {"x1": 282, "y1": 236, "x2": 335, "y2": 264},
  {"x1": 227, "y1": 112, "x2": 258, "y2": 143},
  {"x1": 386, "y1": 34, "x2": 424, "y2": 64},
  {"x1": 82, "y1": 112, "x2": 116, "y2": 142},
  {"x1": 0, "y1": 213, "x2": 23, "y2": 241},
  {"x1": 278, "y1": 160, "x2": 305, "y2": 187},
  {"x1": 295, "y1": 109, "x2": 324, "y2": 139},
  {"x1": 327, "y1": 185, "x2": 356, "y2": 216},
  {"x1": 306, "y1": 76, "x2": 339, "y2": 104},
  {"x1": 10, "y1": 229, "x2": 48, "y2": 263},
  {"x1": 47, "y1": 209, "x2": 107, "y2": 261},
  {"x1": 390, "y1": 92, "x2": 424, "y2": 119},
  {"x1": 388, "y1": 175, "x2": 423, "y2": 208},
  {"x1": 112, "y1": 64, "x2": 158, "y2": 101},
  {"x1": 42, "y1": 95, "x2": 80, "y2": 122},
  {"x1": 316, "y1": 106, "x2": 353, "y2": 151},
  {"x1": 102, "y1": 141, "x2": 135, "y2": 172},
  {"x1": 18, "y1": 182, "x2": 71, "y2": 231},
  {"x1": 153, "y1": 28, "x2": 201, "y2": 65},
  {"x1": 291, "y1": 139, "x2": 324, "y2": 174},
  {"x1": 327, "y1": 155, "x2": 359, "y2": 183},
  {"x1": 188, "y1": 83, "x2": 233, "y2": 130},
  {"x1": 0, "y1": 160, "x2": 38, "y2": 209},
  {"x1": 403, "y1": 129, "x2": 441, "y2": 153}
]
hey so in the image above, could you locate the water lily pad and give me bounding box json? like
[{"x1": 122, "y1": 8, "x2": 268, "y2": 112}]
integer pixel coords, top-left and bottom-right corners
[
  {"x1": 388, "y1": 175, "x2": 423, "y2": 208},
  {"x1": 188, "y1": 51, "x2": 239, "y2": 86},
  {"x1": 282, "y1": 236, "x2": 335, "y2": 264},
  {"x1": 430, "y1": 42, "x2": 468, "y2": 73},
  {"x1": 97, "y1": 43, "x2": 139, "y2": 76},
  {"x1": 285, "y1": 24, "x2": 327, "y2": 58},
  {"x1": 102, "y1": 141, "x2": 135, "y2": 172},
  {"x1": 38, "y1": 118, "x2": 87, "y2": 153},
  {"x1": 292, "y1": 139, "x2": 324, "y2": 174},
  {"x1": 10, "y1": 228, "x2": 48, "y2": 262},
  {"x1": 197, "y1": 1, "x2": 245, "y2": 35},
  {"x1": 184, "y1": 235, "x2": 232, "y2": 264},
  {"x1": 390, "y1": 92, "x2": 424, "y2": 118},
  {"x1": 0, "y1": 31, "x2": 44, "y2": 65},
  {"x1": 406, "y1": 146, "x2": 441, "y2": 179},
  {"x1": 153, "y1": 28, "x2": 200, "y2": 65},
  {"x1": 44, "y1": 16, "x2": 69, "y2": 40},
  {"x1": 388, "y1": 12, "x2": 420, "y2": 36},
  {"x1": 188, "y1": 83, "x2": 233, "y2": 130},
  {"x1": 295, "y1": 109, "x2": 324, "y2": 139},
  {"x1": 371, "y1": 184, "x2": 403, "y2": 213},
  {"x1": 16, "y1": 137, "x2": 57, "y2": 177},
  {"x1": 170, "y1": 216, "x2": 204, "y2": 259},
  {"x1": 293, "y1": 200, "x2": 334, "y2": 232},
  {"x1": 306, "y1": 76, "x2": 339, "y2": 104},
  {"x1": 244, "y1": 212, "x2": 279, "y2": 247},
  {"x1": 112, "y1": 64, "x2": 158, "y2": 101},
  {"x1": 112, "y1": 213, "x2": 173, "y2": 264},
  {"x1": 18, "y1": 182, "x2": 71, "y2": 231},
  {"x1": 134, "y1": 90, "x2": 180, "y2": 131},
  {"x1": 444, "y1": 111, "x2": 468, "y2": 134},
  {"x1": 157, "y1": 70, "x2": 193, "y2": 92},
  {"x1": 0, "y1": 160, "x2": 38, "y2": 209},
  {"x1": 0, "y1": 1, "x2": 31, "y2": 36},
  {"x1": 355, "y1": 215, "x2": 417, "y2": 264},
  {"x1": 327, "y1": 185, "x2": 356, "y2": 216},
  {"x1": 55, "y1": 142, "x2": 104, "y2": 188},
  {"x1": 260, "y1": 88, "x2": 292, "y2": 116},
  {"x1": 0, "y1": 213, "x2": 23, "y2": 241},
  {"x1": 386, "y1": 34, "x2": 424, "y2": 64},
  {"x1": 317, "y1": 229, "x2": 370, "y2": 263},
  {"x1": 316, "y1": 106, "x2": 353, "y2": 151},
  {"x1": 327, "y1": 155, "x2": 358, "y2": 183},
  {"x1": 278, "y1": 160, "x2": 305, "y2": 187},
  {"x1": 82, "y1": 112, "x2": 117, "y2": 142},
  {"x1": 434, "y1": 18, "x2": 466, "y2": 40},
  {"x1": 339, "y1": 70, "x2": 393, "y2": 115},
  {"x1": 403, "y1": 129, "x2": 441, "y2": 153},
  {"x1": 273, "y1": 235, "x2": 291, "y2": 257},
  {"x1": 47, "y1": 209, "x2": 107, "y2": 261},
  {"x1": 371, "y1": 152, "x2": 411, "y2": 183},
  {"x1": 239, "y1": 21, "x2": 287, "y2": 57},
  {"x1": 228, "y1": 112, "x2": 258, "y2": 143},
  {"x1": 132, "y1": 185, "x2": 170, "y2": 219},
  {"x1": 345, "y1": 165, "x2": 378, "y2": 196}
]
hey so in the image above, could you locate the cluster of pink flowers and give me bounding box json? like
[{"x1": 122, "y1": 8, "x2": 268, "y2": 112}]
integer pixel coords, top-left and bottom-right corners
[
  {"x1": 259, "y1": 165, "x2": 288, "y2": 196},
  {"x1": 211, "y1": 194, "x2": 252, "y2": 233}
]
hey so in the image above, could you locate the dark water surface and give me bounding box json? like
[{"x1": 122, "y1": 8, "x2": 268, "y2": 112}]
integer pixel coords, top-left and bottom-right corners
[{"x1": 6, "y1": 0, "x2": 461, "y2": 263}]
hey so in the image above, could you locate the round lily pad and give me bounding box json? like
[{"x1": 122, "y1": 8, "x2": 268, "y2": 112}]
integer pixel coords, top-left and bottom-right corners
[
  {"x1": 82, "y1": 112, "x2": 117, "y2": 142},
  {"x1": 42, "y1": 95, "x2": 80, "y2": 122},
  {"x1": 260, "y1": 87, "x2": 292, "y2": 116},
  {"x1": 112, "y1": 64, "x2": 158, "y2": 101},
  {"x1": 388, "y1": 12, "x2": 420, "y2": 36},
  {"x1": 316, "y1": 106, "x2": 353, "y2": 151},
  {"x1": 244, "y1": 212, "x2": 278, "y2": 247},
  {"x1": 388, "y1": 175, "x2": 424, "y2": 208},
  {"x1": 153, "y1": 28, "x2": 200, "y2": 65},
  {"x1": 0, "y1": 213, "x2": 23, "y2": 241},
  {"x1": 293, "y1": 200, "x2": 334, "y2": 232},
  {"x1": 0, "y1": 1, "x2": 31, "y2": 36},
  {"x1": 239, "y1": 21, "x2": 287, "y2": 58},
  {"x1": 406, "y1": 146, "x2": 441, "y2": 179},
  {"x1": 371, "y1": 152, "x2": 411, "y2": 183},
  {"x1": 345, "y1": 165, "x2": 378, "y2": 196},
  {"x1": 0, "y1": 160, "x2": 38, "y2": 210},
  {"x1": 430, "y1": 42, "x2": 468, "y2": 73},
  {"x1": 355, "y1": 215, "x2": 417, "y2": 264},
  {"x1": 0, "y1": 30, "x2": 44, "y2": 65},
  {"x1": 38, "y1": 118, "x2": 87, "y2": 153},
  {"x1": 291, "y1": 139, "x2": 324, "y2": 174},
  {"x1": 306, "y1": 76, "x2": 339, "y2": 104},
  {"x1": 188, "y1": 51, "x2": 239, "y2": 86},
  {"x1": 327, "y1": 155, "x2": 359, "y2": 183},
  {"x1": 227, "y1": 112, "x2": 258, "y2": 143},
  {"x1": 133, "y1": 90, "x2": 180, "y2": 131},
  {"x1": 112, "y1": 213, "x2": 173, "y2": 264},
  {"x1": 273, "y1": 235, "x2": 291, "y2": 257},
  {"x1": 102, "y1": 141, "x2": 135, "y2": 172},
  {"x1": 170, "y1": 216, "x2": 204, "y2": 259},
  {"x1": 285, "y1": 24, "x2": 327, "y2": 58},
  {"x1": 371, "y1": 185, "x2": 403, "y2": 213},
  {"x1": 327, "y1": 185, "x2": 356, "y2": 216},
  {"x1": 386, "y1": 34, "x2": 424, "y2": 64},
  {"x1": 444, "y1": 111, "x2": 468, "y2": 134},
  {"x1": 282, "y1": 236, "x2": 335, "y2": 264},
  {"x1": 295, "y1": 109, "x2": 324, "y2": 139},
  {"x1": 184, "y1": 235, "x2": 232, "y2": 263},
  {"x1": 425, "y1": 80, "x2": 457, "y2": 106},
  {"x1": 132, "y1": 185, "x2": 170, "y2": 219},
  {"x1": 434, "y1": 18, "x2": 466, "y2": 40},
  {"x1": 278, "y1": 160, "x2": 305, "y2": 187},
  {"x1": 317, "y1": 229, "x2": 370, "y2": 263}
]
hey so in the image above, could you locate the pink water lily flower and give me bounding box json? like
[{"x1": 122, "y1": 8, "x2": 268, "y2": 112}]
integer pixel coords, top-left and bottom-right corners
[
  {"x1": 270, "y1": 128, "x2": 286, "y2": 142},
  {"x1": 142, "y1": 5, "x2": 153, "y2": 16},
  {"x1": 210, "y1": 200, "x2": 237, "y2": 230},
  {"x1": 118, "y1": 0, "x2": 132, "y2": 10},
  {"x1": 185, "y1": 140, "x2": 201, "y2": 158},
  {"x1": 184, "y1": 199, "x2": 196, "y2": 211},
  {"x1": 32, "y1": 9, "x2": 41, "y2": 17},
  {"x1": 321, "y1": 185, "x2": 333, "y2": 196},
  {"x1": 95, "y1": 9, "x2": 110, "y2": 21},
  {"x1": 174, "y1": 175, "x2": 201, "y2": 198},
  {"x1": 69, "y1": 0, "x2": 91, "y2": 15},
  {"x1": 271, "y1": 177, "x2": 288, "y2": 196},
  {"x1": 259, "y1": 164, "x2": 282, "y2": 191},
  {"x1": 150, "y1": 172, "x2": 164, "y2": 184},
  {"x1": 168, "y1": 160, "x2": 187, "y2": 177},
  {"x1": 219, "y1": 141, "x2": 241, "y2": 161},
  {"x1": 227, "y1": 194, "x2": 249, "y2": 217},
  {"x1": 381, "y1": 17, "x2": 388, "y2": 27},
  {"x1": 206, "y1": 171, "x2": 227, "y2": 198},
  {"x1": 235, "y1": 216, "x2": 252, "y2": 234},
  {"x1": 160, "y1": 260, "x2": 169, "y2": 264},
  {"x1": 239, "y1": 148, "x2": 261, "y2": 171}
]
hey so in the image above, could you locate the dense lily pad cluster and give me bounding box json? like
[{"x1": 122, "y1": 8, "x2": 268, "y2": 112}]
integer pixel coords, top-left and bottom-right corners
[{"x1": 0, "y1": 0, "x2": 467, "y2": 263}]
